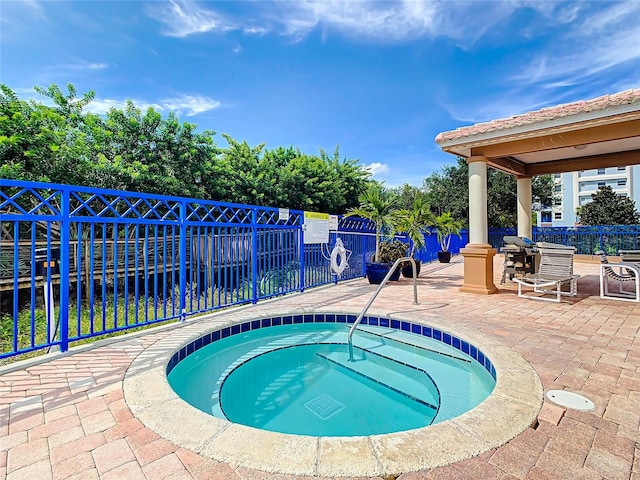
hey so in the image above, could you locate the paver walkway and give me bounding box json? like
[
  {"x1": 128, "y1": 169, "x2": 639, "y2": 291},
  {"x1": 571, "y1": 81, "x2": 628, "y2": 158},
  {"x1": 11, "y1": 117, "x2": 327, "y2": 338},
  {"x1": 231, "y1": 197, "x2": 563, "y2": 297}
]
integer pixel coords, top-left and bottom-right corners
[{"x1": 1, "y1": 256, "x2": 639, "y2": 480}]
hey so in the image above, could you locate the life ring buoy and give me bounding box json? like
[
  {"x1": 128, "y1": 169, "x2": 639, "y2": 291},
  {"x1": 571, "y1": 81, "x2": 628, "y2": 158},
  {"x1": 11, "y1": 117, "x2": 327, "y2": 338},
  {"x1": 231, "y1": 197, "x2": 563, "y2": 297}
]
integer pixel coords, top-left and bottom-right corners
[{"x1": 330, "y1": 239, "x2": 347, "y2": 275}]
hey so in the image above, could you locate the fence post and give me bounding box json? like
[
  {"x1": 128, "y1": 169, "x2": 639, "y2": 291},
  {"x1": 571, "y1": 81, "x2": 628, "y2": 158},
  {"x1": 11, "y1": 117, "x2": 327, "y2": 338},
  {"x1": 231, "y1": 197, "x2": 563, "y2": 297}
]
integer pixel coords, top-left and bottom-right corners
[
  {"x1": 251, "y1": 209, "x2": 258, "y2": 304},
  {"x1": 59, "y1": 187, "x2": 70, "y2": 352},
  {"x1": 362, "y1": 230, "x2": 367, "y2": 275},
  {"x1": 599, "y1": 225, "x2": 604, "y2": 252},
  {"x1": 179, "y1": 200, "x2": 187, "y2": 322},
  {"x1": 299, "y1": 214, "x2": 305, "y2": 293}
]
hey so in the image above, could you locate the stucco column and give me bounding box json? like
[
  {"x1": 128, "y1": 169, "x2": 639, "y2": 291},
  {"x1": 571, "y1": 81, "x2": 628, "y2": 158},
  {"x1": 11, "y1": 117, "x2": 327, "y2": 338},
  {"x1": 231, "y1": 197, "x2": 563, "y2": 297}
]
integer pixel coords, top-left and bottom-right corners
[
  {"x1": 517, "y1": 176, "x2": 532, "y2": 239},
  {"x1": 460, "y1": 156, "x2": 498, "y2": 294},
  {"x1": 468, "y1": 157, "x2": 489, "y2": 244}
]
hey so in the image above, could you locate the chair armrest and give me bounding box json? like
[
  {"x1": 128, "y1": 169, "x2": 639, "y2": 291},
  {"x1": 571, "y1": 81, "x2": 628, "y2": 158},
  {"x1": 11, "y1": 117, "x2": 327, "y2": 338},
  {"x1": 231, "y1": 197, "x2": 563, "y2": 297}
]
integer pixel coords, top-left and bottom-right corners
[
  {"x1": 536, "y1": 242, "x2": 576, "y2": 251},
  {"x1": 513, "y1": 278, "x2": 559, "y2": 289},
  {"x1": 618, "y1": 262, "x2": 640, "y2": 275}
]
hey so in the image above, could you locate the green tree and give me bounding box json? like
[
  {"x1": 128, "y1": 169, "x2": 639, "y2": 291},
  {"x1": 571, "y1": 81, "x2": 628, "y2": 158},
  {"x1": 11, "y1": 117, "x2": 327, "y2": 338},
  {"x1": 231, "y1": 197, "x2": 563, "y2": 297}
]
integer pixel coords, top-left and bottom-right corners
[
  {"x1": 0, "y1": 83, "x2": 94, "y2": 185},
  {"x1": 318, "y1": 146, "x2": 371, "y2": 213},
  {"x1": 392, "y1": 183, "x2": 429, "y2": 210},
  {"x1": 345, "y1": 184, "x2": 400, "y2": 262},
  {"x1": 212, "y1": 135, "x2": 266, "y2": 205},
  {"x1": 423, "y1": 157, "x2": 555, "y2": 228},
  {"x1": 0, "y1": 83, "x2": 219, "y2": 199},
  {"x1": 433, "y1": 212, "x2": 463, "y2": 252},
  {"x1": 396, "y1": 195, "x2": 434, "y2": 254},
  {"x1": 532, "y1": 175, "x2": 555, "y2": 210},
  {"x1": 213, "y1": 141, "x2": 370, "y2": 213},
  {"x1": 1, "y1": 83, "x2": 371, "y2": 214},
  {"x1": 97, "y1": 101, "x2": 217, "y2": 198},
  {"x1": 578, "y1": 186, "x2": 640, "y2": 225},
  {"x1": 276, "y1": 148, "x2": 345, "y2": 211},
  {"x1": 423, "y1": 159, "x2": 469, "y2": 221}
]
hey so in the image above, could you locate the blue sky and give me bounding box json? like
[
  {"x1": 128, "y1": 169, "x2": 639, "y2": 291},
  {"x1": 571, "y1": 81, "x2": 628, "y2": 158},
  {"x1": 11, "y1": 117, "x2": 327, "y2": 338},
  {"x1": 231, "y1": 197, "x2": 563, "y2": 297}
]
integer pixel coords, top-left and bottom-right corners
[{"x1": 2, "y1": 1, "x2": 639, "y2": 187}]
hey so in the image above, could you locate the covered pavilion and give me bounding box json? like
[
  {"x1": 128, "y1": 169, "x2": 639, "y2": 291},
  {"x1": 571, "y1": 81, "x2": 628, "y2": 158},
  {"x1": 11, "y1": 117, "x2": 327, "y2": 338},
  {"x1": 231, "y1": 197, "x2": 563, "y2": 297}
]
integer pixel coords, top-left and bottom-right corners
[{"x1": 435, "y1": 89, "x2": 640, "y2": 295}]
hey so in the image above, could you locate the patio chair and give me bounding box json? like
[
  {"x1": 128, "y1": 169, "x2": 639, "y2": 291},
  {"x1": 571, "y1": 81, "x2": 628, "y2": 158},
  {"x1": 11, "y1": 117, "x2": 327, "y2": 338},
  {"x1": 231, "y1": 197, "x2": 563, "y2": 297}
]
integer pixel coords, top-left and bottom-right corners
[
  {"x1": 513, "y1": 243, "x2": 579, "y2": 302},
  {"x1": 596, "y1": 251, "x2": 640, "y2": 302}
]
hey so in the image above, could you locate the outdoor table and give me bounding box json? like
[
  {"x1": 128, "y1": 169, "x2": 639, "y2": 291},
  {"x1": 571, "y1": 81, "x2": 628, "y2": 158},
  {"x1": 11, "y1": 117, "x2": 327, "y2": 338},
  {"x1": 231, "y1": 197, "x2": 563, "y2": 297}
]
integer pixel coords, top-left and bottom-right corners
[{"x1": 619, "y1": 250, "x2": 640, "y2": 263}]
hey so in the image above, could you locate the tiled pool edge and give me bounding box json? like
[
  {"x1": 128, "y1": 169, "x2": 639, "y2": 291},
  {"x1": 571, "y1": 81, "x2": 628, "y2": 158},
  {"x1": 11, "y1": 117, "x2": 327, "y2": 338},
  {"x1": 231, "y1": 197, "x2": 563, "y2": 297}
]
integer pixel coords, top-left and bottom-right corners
[
  {"x1": 165, "y1": 313, "x2": 497, "y2": 380},
  {"x1": 123, "y1": 306, "x2": 544, "y2": 477}
]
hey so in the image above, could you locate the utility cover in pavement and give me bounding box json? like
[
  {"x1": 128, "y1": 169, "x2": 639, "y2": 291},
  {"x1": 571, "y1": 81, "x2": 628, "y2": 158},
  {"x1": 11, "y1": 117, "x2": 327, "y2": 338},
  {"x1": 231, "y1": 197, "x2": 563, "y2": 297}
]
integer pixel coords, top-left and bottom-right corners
[{"x1": 546, "y1": 390, "x2": 595, "y2": 411}]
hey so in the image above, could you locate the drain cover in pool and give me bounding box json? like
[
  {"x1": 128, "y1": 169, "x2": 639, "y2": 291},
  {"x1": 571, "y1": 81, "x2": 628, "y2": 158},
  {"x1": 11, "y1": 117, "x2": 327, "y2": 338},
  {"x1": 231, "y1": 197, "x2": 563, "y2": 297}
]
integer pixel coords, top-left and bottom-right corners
[{"x1": 304, "y1": 394, "x2": 345, "y2": 420}]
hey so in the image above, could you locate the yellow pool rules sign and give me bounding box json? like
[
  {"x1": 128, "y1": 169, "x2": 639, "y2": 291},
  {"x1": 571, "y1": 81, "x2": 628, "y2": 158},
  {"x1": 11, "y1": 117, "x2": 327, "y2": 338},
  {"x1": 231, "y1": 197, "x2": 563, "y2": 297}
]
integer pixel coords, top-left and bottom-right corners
[{"x1": 303, "y1": 211, "x2": 330, "y2": 244}]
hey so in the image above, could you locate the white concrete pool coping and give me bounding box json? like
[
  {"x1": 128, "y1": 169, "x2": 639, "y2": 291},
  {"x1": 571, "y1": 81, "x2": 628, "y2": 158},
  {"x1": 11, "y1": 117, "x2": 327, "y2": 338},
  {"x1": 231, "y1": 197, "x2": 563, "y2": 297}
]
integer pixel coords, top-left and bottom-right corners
[{"x1": 123, "y1": 305, "x2": 544, "y2": 478}]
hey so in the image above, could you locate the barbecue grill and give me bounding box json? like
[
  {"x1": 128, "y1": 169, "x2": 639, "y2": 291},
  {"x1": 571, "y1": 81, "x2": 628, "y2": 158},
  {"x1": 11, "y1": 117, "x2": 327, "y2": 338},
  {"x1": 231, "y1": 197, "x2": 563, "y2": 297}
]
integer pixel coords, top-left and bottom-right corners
[{"x1": 501, "y1": 236, "x2": 539, "y2": 284}]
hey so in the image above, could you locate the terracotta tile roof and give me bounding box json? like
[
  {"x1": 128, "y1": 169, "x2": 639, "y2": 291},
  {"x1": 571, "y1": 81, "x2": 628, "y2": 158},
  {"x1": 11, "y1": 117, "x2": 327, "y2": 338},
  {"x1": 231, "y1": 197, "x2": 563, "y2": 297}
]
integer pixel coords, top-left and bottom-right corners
[{"x1": 435, "y1": 89, "x2": 640, "y2": 144}]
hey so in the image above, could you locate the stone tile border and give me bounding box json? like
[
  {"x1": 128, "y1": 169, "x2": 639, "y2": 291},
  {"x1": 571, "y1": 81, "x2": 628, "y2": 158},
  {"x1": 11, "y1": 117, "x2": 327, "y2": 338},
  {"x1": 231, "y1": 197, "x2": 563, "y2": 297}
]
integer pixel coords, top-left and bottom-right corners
[{"x1": 123, "y1": 306, "x2": 543, "y2": 478}]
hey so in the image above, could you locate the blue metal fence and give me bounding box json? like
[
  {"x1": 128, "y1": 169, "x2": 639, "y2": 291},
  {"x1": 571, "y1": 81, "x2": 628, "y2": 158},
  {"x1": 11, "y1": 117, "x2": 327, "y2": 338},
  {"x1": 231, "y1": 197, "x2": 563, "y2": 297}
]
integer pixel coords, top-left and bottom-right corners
[
  {"x1": 1, "y1": 180, "x2": 379, "y2": 360},
  {"x1": 411, "y1": 228, "x2": 468, "y2": 263},
  {"x1": 488, "y1": 226, "x2": 640, "y2": 254},
  {"x1": 4, "y1": 179, "x2": 639, "y2": 361}
]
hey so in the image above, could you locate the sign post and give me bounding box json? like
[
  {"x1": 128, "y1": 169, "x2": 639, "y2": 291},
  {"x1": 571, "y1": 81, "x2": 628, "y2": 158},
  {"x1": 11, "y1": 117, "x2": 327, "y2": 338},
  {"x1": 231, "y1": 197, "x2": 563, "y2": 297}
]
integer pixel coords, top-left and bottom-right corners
[{"x1": 34, "y1": 248, "x2": 60, "y2": 349}]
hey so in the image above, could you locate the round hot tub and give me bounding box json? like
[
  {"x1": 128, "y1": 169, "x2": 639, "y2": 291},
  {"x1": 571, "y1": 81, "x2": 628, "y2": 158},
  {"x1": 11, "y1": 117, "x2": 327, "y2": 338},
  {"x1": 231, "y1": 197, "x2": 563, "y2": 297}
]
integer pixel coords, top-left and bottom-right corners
[
  {"x1": 167, "y1": 314, "x2": 496, "y2": 437},
  {"x1": 124, "y1": 308, "x2": 543, "y2": 477}
]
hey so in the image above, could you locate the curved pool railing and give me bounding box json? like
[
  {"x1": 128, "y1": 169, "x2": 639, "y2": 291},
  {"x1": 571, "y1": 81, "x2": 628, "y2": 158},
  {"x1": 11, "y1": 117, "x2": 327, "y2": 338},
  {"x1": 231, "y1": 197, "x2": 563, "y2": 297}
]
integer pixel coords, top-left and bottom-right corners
[{"x1": 348, "y1": 256, "x2": 418, "y2": 360}]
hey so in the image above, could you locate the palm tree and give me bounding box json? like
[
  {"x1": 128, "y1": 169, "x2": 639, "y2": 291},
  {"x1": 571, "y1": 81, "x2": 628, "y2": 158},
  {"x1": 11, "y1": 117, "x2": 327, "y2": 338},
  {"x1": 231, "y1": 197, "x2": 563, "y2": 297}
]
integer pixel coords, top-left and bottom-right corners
[
  {"x1": 396, "y1": 196, "x2": 435, "y2": 256},
  {"x1": 434, "y1": 212, "x2": 463, "y2": 252},
  {"x1": 345, "y1": 184, "x2": 399, "y2": 262}
]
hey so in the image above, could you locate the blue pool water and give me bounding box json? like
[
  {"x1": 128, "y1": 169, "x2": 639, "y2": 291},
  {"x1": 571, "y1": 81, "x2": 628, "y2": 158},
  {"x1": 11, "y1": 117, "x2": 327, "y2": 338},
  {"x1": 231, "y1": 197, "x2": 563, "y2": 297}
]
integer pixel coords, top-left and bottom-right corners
[{"x1": 167, "y1": 316, "x2": 495, "y2": 437}]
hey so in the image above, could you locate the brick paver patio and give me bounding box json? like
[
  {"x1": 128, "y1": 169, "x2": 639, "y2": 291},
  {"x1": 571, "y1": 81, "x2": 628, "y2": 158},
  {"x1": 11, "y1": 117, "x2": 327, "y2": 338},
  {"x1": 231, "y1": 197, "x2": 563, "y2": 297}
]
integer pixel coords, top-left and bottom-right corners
[{"x1": 1, "y1": 256, "x2": 639, "y2": 479}]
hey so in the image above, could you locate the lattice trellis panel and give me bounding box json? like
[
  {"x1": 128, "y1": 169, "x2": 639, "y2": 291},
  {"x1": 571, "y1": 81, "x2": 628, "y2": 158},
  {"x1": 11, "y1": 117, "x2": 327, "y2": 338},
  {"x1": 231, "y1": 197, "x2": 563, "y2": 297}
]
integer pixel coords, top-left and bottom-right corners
[
  {"x1": 0, "y1": 185, "x2": 63, "y2": 216},
  {"x1": 338, "y1": 216, "x2": 375, "y2": 232},
  {"x1": 255, "y1": 209, "x2": 302, "y2": 226},
  {"x1": 69, "y1": 191, "x2": 182, "y2": 221},
  {"x1": 186, "y1": 202, "x2": 253, "y2": 224}
]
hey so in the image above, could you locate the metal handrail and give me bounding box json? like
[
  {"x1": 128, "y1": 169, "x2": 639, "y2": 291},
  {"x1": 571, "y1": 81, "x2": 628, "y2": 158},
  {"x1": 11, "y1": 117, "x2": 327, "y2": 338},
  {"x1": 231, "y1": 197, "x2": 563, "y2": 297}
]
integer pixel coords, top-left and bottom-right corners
[{"x1": 348, "y1": 256, "x2": 419, "y2": 360}]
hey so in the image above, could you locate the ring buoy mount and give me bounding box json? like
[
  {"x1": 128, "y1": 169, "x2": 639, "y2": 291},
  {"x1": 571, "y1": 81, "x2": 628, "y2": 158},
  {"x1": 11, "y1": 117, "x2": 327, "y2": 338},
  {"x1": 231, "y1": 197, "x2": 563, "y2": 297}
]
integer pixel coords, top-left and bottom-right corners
[{"x1": 330, "y1": 238, "x2": 347, "y2": 275}]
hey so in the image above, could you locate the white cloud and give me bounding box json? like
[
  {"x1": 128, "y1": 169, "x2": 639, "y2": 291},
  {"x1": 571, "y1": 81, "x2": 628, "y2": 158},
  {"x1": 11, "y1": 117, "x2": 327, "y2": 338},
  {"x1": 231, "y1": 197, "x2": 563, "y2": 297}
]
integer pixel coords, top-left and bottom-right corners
[
  {"x1": 42, "y1": 60, "x2": 110, "y2": 74},
  {"x1": 84, "y1": 99, "x2": 121, "y2": 114},
  {"x1": 85, "y1": 99, "x2": 162, "y2": 115},
  {"x1": 2, "y1": 0, "x2": 46, "y2": 20},
  {"x1": 146, "y1": 0, "x2": 236, "y2": 37},
  {"x1": 84, "y1": 95, "x2": 220, "y2": 117},
  {"x1": 270, "y1": 0, "x2": 519, "y2": 44},
  {"x1": 14, "y1": 87, "x2": 39, "y2": 96},
  {"x1": 438, "y1": 1, "x2": 640, "y2": 125},
  {"x1": 144, "y1": 0, "x2": 523, "y2": 46},
  {"x1": 509, "y1": 2, "x2": 640, "y2": 88},
  {"x1": 576, "y1": 1, "x2": 638, "y2": 36},
  {"x1": 23, "y1": 0, "x2": 45, "y2": 17},
  {"x1": 161, "y1": 95, "x2": 221, "y2": 116},
  {"x1": 87, "y1": 63, "x2": 108, "y2": 70},
  {"x1": 364, "y1": 162, "x2": 391, "y2": 177},
  {"x1": 148, "y1": 0, "x2": 637, "y2": 65},
  {"x1": 243, "y1": 26, "x2": 268, "y2": 36},
  {"x1": 437, "y1": 91, "x2": 555, "y2": 125}
]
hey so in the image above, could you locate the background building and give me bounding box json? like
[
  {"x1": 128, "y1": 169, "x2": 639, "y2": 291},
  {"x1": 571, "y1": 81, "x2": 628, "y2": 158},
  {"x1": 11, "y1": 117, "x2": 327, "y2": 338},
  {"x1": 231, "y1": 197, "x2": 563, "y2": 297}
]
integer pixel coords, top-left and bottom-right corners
[{"x1": 539, "y1": 165, "x2": 640, "y2": 226}]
